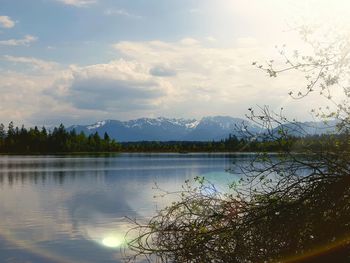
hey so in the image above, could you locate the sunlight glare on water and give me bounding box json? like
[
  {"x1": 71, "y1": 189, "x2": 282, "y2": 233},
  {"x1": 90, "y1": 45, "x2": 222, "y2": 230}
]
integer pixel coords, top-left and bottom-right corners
[
  {"x1": 0, "y1": 154, "x2": 239, "y2": 262},
  {"x1": 101, "y1": 235, "x2": 124, "y2": 248}
]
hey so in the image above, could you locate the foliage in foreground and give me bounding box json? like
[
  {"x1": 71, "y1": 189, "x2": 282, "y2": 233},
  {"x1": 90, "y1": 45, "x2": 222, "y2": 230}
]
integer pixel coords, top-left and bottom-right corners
[
  {"x1": 127, "y1": 152, "x2": 350, "y2": 262},
  {"x1": 126, "y1": 25, "x2": 350, "y2": 262}
]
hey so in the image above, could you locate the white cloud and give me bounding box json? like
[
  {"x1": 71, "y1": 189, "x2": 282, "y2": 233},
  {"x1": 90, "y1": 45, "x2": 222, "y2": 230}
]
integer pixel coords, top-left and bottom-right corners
[
  {"x1": 150, "y1": 65, "x2": 177, "y2": 77},
  {"x1": 206, "y1": 36, "x2": 217, "y2": 42},
  {"x1": 179, "y1": 38, "x2": 199, "y2": 46},
  {"x1": 104, "y1": 9, "x2": 142, "y2": 19},
  {"x1": 0, "y1": 0, "x2": 348, "y2": 126},
  {"x1": 0, "y1": 71, "x2": 53, "y2": 125},
  {"x1": 3, "y1": 55, "x2": 59, "y2": 72},
  {"x1": 0, "y1": 35, "x2": 37, "y2": 46},
  {"x1": 0, "y1": 37, "x2": 334, "y2": 126},
  {"x1": 48, "y1": 59, "x2": 171, "y2": 112},
  {"x1": 57, "y1": 0, "x2": 97, "y2": 7},
  {"x1": 112, "y1": 38, "x2": 330, "y2": 120},
  {"x1": 0, "y1": 16, "x2": 15, "y2": 28}
]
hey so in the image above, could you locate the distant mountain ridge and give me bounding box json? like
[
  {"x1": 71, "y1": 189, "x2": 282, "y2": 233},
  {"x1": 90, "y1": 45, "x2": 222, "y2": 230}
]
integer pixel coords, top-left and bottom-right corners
[
  {"x1": 272, "y1": 120, "x2": 339, "y2": 137},
  {"x1": 68, "y1": 116, "x2": 338, "y2": 142},
  {"x1": 68, "y1": 116, "x2": 259, "y2": 142}
]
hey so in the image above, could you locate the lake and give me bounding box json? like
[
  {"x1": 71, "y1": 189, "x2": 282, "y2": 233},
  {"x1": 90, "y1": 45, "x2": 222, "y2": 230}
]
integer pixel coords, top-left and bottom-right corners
[{"x1": 0, "y1": 153, "x2": 248, "y2": 263}]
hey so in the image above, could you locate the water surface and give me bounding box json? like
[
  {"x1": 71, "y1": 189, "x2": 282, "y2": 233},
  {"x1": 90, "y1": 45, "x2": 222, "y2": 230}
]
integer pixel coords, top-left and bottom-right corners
[{"x1": 0, "y1": 153, "x2": 246, "y2": 263}]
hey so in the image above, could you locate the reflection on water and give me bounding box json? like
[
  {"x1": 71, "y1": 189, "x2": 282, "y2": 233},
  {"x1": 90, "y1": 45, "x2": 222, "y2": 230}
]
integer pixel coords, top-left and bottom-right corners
[{"x1": 0, "y1": 153, "x2": 249, "y2": 262}]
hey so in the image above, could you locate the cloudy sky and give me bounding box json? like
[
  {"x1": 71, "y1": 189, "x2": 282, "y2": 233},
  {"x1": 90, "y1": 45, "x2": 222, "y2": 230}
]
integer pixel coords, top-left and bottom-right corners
[{"x1": 0, "y1": 0, "x2": 348, "y2": 126}]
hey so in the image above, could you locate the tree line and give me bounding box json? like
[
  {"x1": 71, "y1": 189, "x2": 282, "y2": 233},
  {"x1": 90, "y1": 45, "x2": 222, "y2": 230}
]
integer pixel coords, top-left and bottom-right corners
[
  {"x1": 0, "y1": 122, "x2": 343, "y2": 154},
  {"x1": 120, "y1": 133, "x2": 348, "y2": 153},
  {"x1": 0, "y1": 122, "x2": 121, "y2": 153}
]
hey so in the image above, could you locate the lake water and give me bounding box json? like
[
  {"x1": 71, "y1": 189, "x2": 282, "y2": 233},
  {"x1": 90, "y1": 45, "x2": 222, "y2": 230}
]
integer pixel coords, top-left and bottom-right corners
[{"x1": 0, "y1": 153, "x2": 247, "y2": 263}]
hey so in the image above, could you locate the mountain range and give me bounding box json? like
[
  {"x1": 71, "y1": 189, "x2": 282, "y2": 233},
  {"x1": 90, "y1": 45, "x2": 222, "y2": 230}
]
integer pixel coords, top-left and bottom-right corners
[
  {"x1": 68, "y1": 116, "x2": 338, "y2": 142},
  {"x1": 68, "y1": 116, "x2": 261, "y2": 142}
]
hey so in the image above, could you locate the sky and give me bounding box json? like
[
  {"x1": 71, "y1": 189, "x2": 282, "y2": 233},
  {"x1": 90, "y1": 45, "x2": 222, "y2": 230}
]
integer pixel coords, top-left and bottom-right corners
[{"x1": 0, "y1": 0, "x2": 349, "y2": 126}]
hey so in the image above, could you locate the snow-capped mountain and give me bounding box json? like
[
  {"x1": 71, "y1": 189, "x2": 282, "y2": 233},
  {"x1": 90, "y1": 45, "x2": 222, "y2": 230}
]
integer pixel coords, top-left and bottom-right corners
[
  {"x1": 68, "y1": 116, "x2": 259, "y2": 142},
  {"x1": 68, "y1": 116, "x2": 339, "y2": 142}
]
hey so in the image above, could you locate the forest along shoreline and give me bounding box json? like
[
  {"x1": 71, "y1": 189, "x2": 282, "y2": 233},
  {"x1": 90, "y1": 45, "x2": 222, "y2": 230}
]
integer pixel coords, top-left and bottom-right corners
[{"x1": 0, "y1": 122, "x2": 341, "y2": 154}]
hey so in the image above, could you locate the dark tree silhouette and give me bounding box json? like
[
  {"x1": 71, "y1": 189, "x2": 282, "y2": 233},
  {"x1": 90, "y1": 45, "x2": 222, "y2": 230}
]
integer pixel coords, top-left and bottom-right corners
[
  {"x1": 126, "y1": 25, "x2": 350, "y2": 263},
  {"x1": 0, "y1": 123, "x2": 120, "y2": 153}
]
